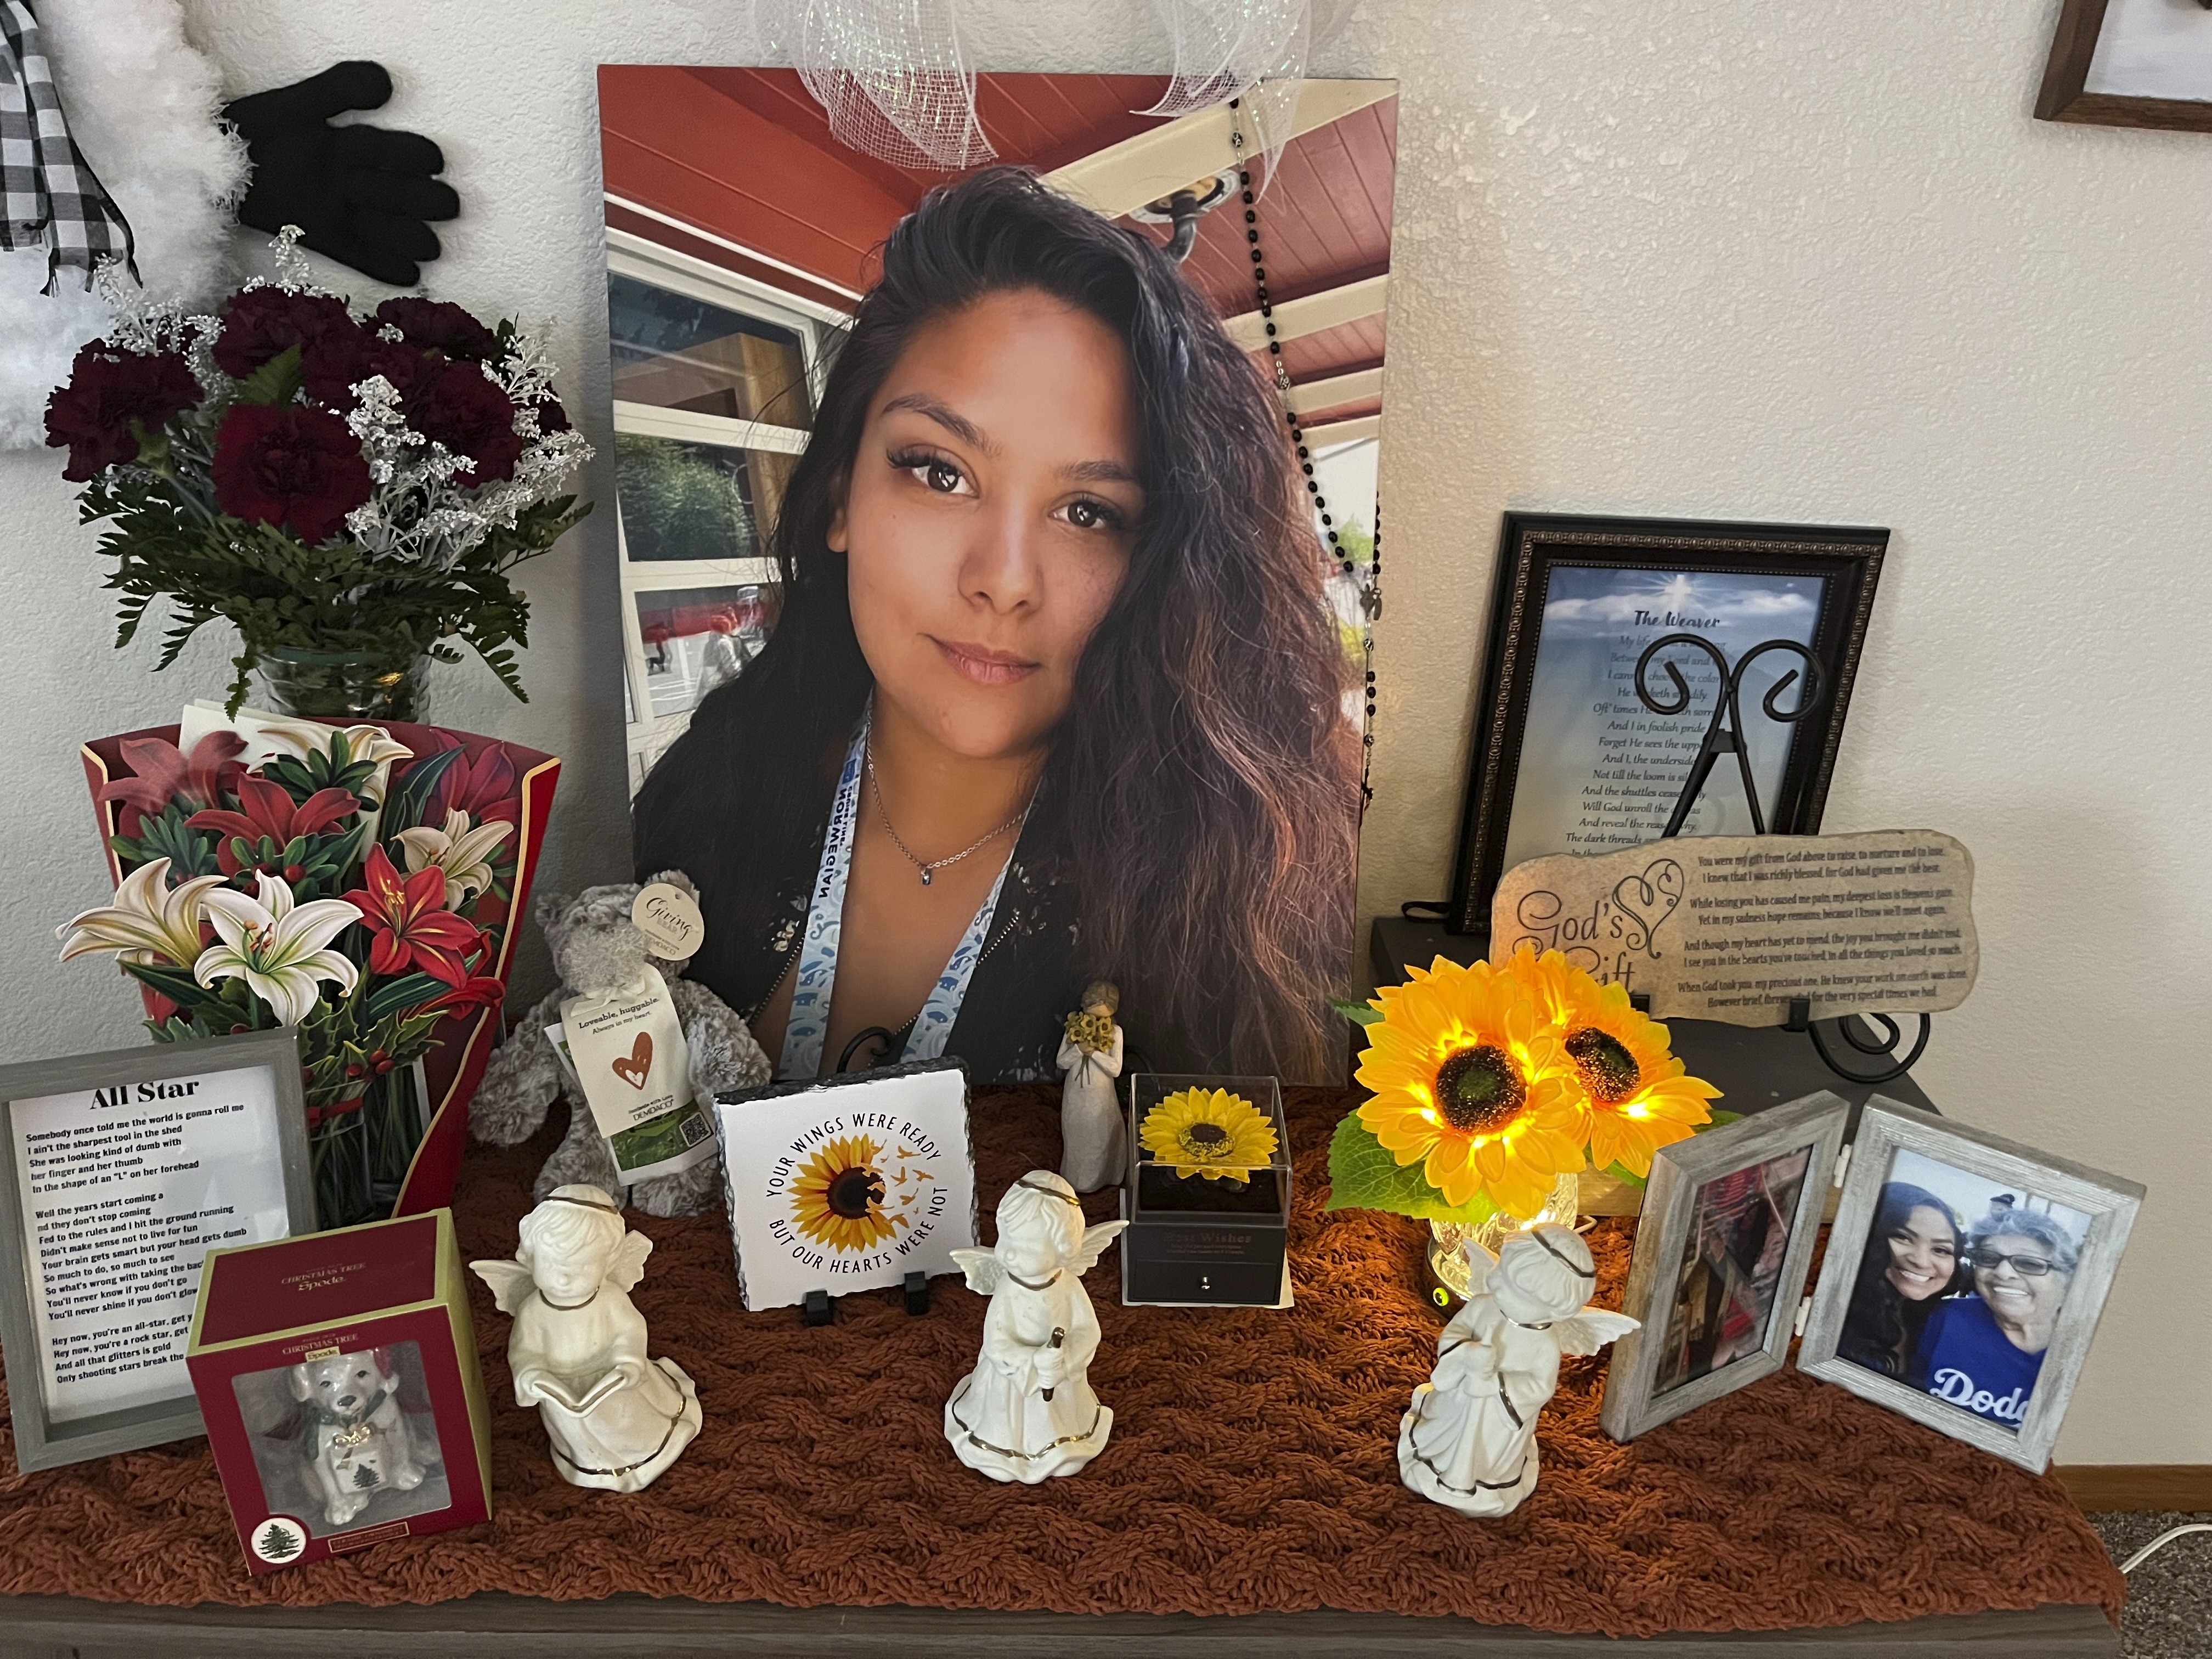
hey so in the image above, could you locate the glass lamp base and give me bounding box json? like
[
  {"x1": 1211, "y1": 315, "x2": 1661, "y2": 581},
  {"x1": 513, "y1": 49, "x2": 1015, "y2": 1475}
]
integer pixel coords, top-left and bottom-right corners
[{"x1": 1424, "y1": 1171, "x2": 1583, "y2": 1307}]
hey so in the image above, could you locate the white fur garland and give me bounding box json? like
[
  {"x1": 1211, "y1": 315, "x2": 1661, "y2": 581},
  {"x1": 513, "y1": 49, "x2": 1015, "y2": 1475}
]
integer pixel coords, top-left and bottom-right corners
[{"x1": 0, "y1": 0, "x2": 244, "y2": 449}]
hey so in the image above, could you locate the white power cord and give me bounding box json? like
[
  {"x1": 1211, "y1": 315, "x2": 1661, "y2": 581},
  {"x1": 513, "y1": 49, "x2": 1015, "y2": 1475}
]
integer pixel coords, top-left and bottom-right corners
[{"x1": 2119, "y1": 1522, "x2": 2212, "y2": 1575}]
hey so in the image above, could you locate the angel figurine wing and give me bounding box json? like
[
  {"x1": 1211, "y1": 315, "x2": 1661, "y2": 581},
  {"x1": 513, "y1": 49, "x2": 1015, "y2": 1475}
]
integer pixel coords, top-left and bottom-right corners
[
  {"x1": 1458, "y1": 1235, "x2": 1500, "y2": 1301},
  {"x1": 1069, "y1": 1219, "x2": 1129, "y2": 1276},
  {"x1": 1554, "y1": 1307, "x2": 1641, "y2": 1358},
  {"x1": 469, "y1": 1257, "x2": 537, "y2": 1315},
  {"x1": 950, "y1": 1246, "x2": 1006, "y2": 1295},
  {"x1": 607, "y1": 1229, "x2": 653, "y2": 1293}
]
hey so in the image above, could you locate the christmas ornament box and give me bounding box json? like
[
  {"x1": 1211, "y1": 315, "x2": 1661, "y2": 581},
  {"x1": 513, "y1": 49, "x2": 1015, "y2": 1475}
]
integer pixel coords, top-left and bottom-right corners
[
  {"x1": 1121, "y1": 1074, "x2": 1293, "y2": 1307},
  {"x1": 185, "y1": 1208, "x2": 492, "y2": 1573}
]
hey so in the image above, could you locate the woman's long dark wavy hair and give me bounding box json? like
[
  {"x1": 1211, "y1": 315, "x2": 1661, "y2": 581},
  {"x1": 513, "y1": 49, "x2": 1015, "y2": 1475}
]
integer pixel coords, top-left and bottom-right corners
[
  {"x1": 1837, "y1": 1182, "x2": 1965, "y2": 1378},
  {"x1": 633, "y1": 167, "x2": 1359, "y2": 1076}
]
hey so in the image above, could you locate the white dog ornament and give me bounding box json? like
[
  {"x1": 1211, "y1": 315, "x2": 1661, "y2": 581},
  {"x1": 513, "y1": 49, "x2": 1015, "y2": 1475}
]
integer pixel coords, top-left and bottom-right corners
[{"x1": 290, "y1": 1347, "x2": 434, "y2": 1530}]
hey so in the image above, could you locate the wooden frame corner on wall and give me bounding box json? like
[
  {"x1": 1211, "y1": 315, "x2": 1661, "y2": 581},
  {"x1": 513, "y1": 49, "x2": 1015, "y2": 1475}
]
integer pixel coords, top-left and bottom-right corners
[{"x1": 2038, "y1": 0, "x2": 2212, "y2": 133}]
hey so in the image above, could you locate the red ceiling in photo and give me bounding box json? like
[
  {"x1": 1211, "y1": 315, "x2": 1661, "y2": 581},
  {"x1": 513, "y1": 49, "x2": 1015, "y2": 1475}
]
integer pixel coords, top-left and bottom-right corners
[{"x1": 597, "y1": 66, "x2": 1395, "y2": 424}]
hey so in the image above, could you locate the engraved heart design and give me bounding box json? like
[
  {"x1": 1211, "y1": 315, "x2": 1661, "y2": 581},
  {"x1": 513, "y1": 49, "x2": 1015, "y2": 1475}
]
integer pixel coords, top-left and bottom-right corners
[
  {"x1": 1612, "y1": 857, "x2": 1685, "y2": 958},
  {"x1": 611, "y1": 1031, "x2": 653, "y2": 1089}
]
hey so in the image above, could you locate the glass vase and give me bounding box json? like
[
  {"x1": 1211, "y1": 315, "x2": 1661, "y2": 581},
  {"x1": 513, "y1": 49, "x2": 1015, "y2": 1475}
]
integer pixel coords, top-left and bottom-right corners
[
  {"x1": 364, "y1": 1064, "x2": 428, "y2": 1219},
  {"x1": 310, "y1": 1101, "x2": 376, "y2": 1231},
  {"x1": 257, "y1": 645, "x2": 427, "y2": 721},
  {"x1": 1425, "y1": 1171, "x2": 1583, "y2": 1307}
]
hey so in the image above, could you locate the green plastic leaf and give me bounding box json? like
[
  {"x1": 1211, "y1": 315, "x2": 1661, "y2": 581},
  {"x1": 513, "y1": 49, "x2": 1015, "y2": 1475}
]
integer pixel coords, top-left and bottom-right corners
[
  {"x1": 366, "y1": 971, "x2": 451, "y2": 1024},
  {"x1": 382, "y1": 748, "x2": 460, "y2": 839},
  {"x1": 1602, "y1": 1160, "x2": 1649, "y2": 1190},
  {"x1": 121, "y1": 960, "x2": 227, "y2": 1017},
  {"x1": 1327, "y1": 995, "x2": 1384, "y2": 1028},
  {"x1": 1708, "y1": 1108, "x2": 1744, "y2": 1127},
  {"x1": 232, "y1": 344, "x2": 303, "y2": 408},
  {"x1": 1324, "y1": 1110, "x2": 1499, "y2": 1226}
]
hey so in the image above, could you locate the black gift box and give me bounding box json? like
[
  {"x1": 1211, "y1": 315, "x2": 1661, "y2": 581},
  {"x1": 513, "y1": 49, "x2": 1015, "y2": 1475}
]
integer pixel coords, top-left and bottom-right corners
[{"x1": 1119, "y1": 1074, "x2": 1291, "y2": 1308}]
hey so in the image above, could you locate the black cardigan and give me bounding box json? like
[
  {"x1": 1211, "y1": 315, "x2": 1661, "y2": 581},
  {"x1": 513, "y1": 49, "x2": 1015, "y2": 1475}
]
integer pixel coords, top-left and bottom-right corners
[{"x1": 646, "y1": 798, "x2": 1081, "y2": 1086}]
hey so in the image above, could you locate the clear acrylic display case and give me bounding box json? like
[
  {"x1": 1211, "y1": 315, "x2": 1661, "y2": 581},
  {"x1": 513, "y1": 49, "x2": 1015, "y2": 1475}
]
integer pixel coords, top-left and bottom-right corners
[{"x1": 1120, "y1": 1073, "x2": 1292, "y2": 1308}]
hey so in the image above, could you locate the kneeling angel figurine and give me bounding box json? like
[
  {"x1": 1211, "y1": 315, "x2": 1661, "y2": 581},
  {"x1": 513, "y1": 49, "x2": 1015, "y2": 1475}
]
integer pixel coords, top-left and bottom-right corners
[
  {"x1": 945, "y1": 1171, "x2": 1126, "y2": 1483},
  {"x1": 1398, "y1": 1223, "x2": 1637, "y2": 1518},
  {"x1": 471, "y1": 1185, "x2": 702, "y2": 1492}
]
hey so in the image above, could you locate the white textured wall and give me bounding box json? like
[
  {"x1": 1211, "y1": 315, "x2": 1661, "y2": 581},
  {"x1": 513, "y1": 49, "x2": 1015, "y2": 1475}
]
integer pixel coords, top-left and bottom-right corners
[{"x1": 0, "y1": 0, "x2": 2202, "y2": 1466}]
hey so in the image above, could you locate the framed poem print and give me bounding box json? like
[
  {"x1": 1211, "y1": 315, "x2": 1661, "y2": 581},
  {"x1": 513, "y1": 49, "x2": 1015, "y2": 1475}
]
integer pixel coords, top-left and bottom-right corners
[
  {"x1": 1600, "y1": 1091, "x2": 1848, "y2": 1442},
  {"x1": 0, "y1": 1030, "x2": 315, "y2": 1470},
  {"x1": 1448, "y1": 514, "x2": 1886, "y2": 935},
  {"x1": 2038, "y1": 0, "x2": 2212, "y2": 133},
  {"x1": 1798, "y1": 1097, "x2": 2143, "y2": 1475}
]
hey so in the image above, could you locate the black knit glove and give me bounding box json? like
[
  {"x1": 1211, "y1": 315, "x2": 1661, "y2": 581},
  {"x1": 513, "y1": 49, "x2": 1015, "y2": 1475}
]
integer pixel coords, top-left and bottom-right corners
[{"x1": 223, "y1": 61, "x2": 459, "y2": 286}]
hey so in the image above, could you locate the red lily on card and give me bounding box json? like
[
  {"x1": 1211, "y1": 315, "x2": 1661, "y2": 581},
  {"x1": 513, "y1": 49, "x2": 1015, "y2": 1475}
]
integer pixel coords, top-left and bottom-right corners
[{"x1": 344, "y1": 845, "x2": 486, "y2": 988}]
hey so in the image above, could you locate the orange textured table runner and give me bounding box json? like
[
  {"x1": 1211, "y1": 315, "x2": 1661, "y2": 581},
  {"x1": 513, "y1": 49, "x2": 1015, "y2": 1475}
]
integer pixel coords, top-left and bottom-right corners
[{"x1": 0, "y1": 1087, "x2": 2123, "y2": 1638}]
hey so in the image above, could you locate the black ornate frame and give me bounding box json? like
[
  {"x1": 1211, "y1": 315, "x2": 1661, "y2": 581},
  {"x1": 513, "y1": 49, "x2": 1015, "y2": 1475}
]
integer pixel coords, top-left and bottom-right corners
[{"x1": 1447, "y1": 514, "x2": 1887, "y2": 936}]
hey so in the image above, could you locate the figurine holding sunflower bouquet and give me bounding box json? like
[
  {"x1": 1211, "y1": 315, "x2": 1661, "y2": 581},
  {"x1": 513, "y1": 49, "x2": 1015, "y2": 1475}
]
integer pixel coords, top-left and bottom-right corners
[{"x1": 1329, "y1": 946, "x2": 1724, "y2": 1294}]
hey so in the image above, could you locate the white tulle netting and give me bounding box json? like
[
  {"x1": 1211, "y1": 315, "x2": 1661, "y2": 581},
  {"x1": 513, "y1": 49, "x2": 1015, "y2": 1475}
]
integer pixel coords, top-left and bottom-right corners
[
  {"x1": 753, "y1": 0, "x2": 995, "y2": 171},
  {"x1": 755, "y1": 0, "x2": 1311, "y2": 181},
  {"x1": 1141, "y1": 0, "x2": 1308, "y2": 193}
]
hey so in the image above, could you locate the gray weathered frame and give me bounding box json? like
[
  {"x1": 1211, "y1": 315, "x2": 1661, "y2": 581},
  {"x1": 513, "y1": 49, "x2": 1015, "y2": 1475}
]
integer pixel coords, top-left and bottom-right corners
[
  {"x1": 0, "y1": 1030, "x2": 315, "y2": 1471},
  {"x1": 1797, "y1": 1095, "x2": 2143, "y2": 1475},
  {"x1": 1600, "y1": 1091, "x2": 1848, "y2": 1442}
]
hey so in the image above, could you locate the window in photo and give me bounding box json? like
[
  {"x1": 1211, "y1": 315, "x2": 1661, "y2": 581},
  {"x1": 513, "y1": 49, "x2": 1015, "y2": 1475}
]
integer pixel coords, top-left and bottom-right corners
[
  {"x1": 1651, "y1": 1144, "x2": 1813, "y2": 1398},
  {"x1": 608, "y1": 272, "x2": 814, "y2": 429},
  {"x1": 1834, "y1": 1146, "x2": 2090, "y2": 1432},
  {"x1": 634, "y1": 584, "x2": 781, "y2": 721}
]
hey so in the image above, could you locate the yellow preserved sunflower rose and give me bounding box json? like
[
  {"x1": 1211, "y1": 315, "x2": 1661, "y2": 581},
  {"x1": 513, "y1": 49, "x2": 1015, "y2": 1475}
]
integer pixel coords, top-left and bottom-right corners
[
  {"x1": 1500, "y1": 943, "x2": 1720, "y2": 1178},
  {"x1": 1354, "y1": 956, "x2": 1588, "y2": 1219},
  {"x1": 1139, "y1": 1087, "x2": 1278, "y2": 1181}
]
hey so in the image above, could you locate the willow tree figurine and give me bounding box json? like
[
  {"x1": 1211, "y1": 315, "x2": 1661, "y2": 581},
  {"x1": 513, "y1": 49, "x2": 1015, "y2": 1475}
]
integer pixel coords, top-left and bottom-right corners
[{"x1": 1056, "y1": 980, "x2": 1126, "y2": 1192}]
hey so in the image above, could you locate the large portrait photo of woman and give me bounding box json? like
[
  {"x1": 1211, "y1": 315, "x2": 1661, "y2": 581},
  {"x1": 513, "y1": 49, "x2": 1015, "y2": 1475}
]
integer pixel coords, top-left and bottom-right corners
[{"x1": 596, "y1": 71, "x2": 1395, "y2": 1083}]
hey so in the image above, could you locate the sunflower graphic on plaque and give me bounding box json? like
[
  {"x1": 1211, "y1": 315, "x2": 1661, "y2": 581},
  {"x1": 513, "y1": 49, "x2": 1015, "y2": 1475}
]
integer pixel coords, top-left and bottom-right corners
[
  {"x1": 712, "y1": 1061, "x2": 978, "y2": 1311},
  {"x1": 790, "y1": 1135, "x2": 902, "y2": 1252}
]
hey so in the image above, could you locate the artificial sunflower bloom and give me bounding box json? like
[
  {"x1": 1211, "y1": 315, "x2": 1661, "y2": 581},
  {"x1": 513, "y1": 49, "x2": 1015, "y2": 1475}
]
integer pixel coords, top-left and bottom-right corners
[
  {"x1": 1501, "y1": 943, "x2": 1719, "y2": 1179},
  {"x1": 1355, "y1": 956, "x2": 1588, "y2": 1218},
  {"x1": 1139, "y1": 1087, "x2": 1278, "y2": 1181}
]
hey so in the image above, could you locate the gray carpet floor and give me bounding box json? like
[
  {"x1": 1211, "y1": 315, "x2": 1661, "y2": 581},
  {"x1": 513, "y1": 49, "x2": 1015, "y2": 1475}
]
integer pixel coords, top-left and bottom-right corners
[{"x1": 2092, "y1": 1513, "x2": 2212, "y2": 1658}]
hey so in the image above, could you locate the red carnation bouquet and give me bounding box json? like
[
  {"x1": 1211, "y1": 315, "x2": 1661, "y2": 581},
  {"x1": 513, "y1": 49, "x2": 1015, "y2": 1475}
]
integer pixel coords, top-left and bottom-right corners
[
  {"x1": 44, "y1": 235, "x2": 590, "y2": 716},
  {"x1": 64, "y1": 716, "x2": 556, "y2": 1229}
]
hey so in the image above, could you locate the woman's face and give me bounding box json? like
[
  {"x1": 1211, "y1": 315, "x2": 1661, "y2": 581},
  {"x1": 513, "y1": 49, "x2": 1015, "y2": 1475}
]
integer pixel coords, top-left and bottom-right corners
[
  {"x1": 1973, "y1": 1232, "x2": 2070, "y2": 1336},
  {"x1": 1883, "y1": 1205, "x2": 1957, "y2": 1301},
  {"x1": 831, "y1": 289, "x2": 1144, "y2": 763}
]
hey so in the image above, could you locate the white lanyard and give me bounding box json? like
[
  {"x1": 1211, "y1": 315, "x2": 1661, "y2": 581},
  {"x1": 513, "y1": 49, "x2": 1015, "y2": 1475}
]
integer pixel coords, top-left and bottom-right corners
[{"x1": 776, "y1": 712, "x2": 1019, "y2": 1081}]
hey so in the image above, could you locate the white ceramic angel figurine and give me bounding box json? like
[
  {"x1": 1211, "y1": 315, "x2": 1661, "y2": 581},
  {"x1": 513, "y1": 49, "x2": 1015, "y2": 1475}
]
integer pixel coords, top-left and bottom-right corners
[
  {"x1": 1398, "y1": 1223, "x2": 1638, "y2": 1518},
  {"x1": 1056, "y1": 981, "x2": 1126, "y2": 1193},
  {"x1": 470, "y1": 1184, "x2": 702, "y2": 1492},
  {"x1": 945, "y1": 1171, "x2": 1128, "y2": 1483}
]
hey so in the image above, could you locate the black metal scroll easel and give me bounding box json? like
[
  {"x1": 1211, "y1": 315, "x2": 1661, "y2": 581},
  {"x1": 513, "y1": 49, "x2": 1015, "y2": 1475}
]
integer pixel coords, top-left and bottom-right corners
[{"x1": 1635, "y1": 632, "x2": 1931, "y2": 1086}]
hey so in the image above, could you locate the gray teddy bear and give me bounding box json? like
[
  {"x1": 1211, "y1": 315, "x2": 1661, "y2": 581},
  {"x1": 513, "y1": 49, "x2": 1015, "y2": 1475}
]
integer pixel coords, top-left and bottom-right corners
[{"x1": 470, "y1": 872, "x2": 770, "y2": 1216}]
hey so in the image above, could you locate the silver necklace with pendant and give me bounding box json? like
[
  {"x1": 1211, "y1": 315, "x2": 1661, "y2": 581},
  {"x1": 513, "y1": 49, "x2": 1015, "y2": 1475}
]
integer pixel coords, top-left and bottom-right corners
[{"x1": 864, "y1": 747, "x2": 1026, "y2": 887}]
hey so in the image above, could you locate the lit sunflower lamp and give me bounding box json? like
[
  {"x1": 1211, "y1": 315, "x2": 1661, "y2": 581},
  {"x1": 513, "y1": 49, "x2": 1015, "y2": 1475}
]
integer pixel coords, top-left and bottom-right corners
[
  {"x1": 1327, "y1": 946, "x2": 1723, "y2": 1306},
  {"x1": 1120, "y1": 1074, "x2": 1293, "y2": 1308}
]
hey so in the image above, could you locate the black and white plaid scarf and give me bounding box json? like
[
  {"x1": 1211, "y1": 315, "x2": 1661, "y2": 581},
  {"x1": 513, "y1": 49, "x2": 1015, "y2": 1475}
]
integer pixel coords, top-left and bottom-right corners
[{"x1": 0, "y1": 0, "x2": 135, "y2": 294}]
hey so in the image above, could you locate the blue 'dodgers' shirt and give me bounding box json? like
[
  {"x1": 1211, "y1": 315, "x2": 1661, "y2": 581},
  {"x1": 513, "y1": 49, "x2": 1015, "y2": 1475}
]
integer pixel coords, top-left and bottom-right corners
[{"x1": 1913, "y1": 1294, "x2": 2044, "y2": 1429}]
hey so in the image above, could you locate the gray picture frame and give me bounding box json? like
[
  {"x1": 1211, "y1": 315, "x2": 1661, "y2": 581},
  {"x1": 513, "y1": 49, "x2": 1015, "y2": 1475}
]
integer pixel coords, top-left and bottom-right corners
[
  {"x1": 1797, "y1": 1095, "x2": 2143, "y2": 1475},
  {"x1": 0, "y1": 1030, "x2": 315, "y2": 1472},
  {"x1": 1600, "y1": 1091, "x2": 1848, "y2": 1442}
]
